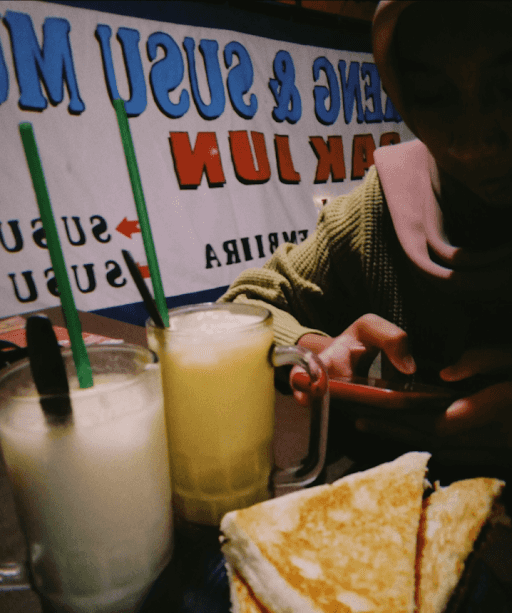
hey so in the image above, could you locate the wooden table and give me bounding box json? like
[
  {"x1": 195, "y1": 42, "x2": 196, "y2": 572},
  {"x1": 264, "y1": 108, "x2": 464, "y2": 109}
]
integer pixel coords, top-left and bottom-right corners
[{"x1": 0, "y1": 307, "x2": 311, "y2": 613}]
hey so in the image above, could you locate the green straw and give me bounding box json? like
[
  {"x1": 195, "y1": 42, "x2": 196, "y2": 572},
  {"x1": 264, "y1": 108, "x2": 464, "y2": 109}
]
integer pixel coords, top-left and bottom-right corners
[
  {"x1": 113, "y1": 98, "x2": 169, "y2": 328},
  {"x1": 19, "y1": 122, "x2": 93, "y2": 389}
]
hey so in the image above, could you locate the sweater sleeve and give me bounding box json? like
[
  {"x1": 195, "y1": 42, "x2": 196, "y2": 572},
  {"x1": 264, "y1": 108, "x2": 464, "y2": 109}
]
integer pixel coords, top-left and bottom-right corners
[{"x1": 219, "y1": 168, "x2": 380, "y2": 346}]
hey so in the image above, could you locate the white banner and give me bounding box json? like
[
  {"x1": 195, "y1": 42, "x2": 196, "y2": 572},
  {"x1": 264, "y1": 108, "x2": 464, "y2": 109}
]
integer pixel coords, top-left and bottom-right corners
[{"x1": 0, "y1": 1, "x2": 414, "y2": 324}]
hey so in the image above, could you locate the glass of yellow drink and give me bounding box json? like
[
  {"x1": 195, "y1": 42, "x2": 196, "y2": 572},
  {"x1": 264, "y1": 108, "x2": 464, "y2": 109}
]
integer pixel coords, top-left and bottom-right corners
[
  {"x1": 146, "y1": 302, "x2": 329, "y2": 526},
  {"x1": 0, "y1": 344, "x2": 173, "y2": 613}
]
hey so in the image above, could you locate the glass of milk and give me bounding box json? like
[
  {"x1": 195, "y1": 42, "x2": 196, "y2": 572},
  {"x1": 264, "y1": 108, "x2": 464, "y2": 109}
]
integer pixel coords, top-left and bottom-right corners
[
  {"x1": 0, "y1": 344, "x2": 173, "y2": 613},
  {"x1": 147, "y1": 302, "x2": 329, "y2": 526}
]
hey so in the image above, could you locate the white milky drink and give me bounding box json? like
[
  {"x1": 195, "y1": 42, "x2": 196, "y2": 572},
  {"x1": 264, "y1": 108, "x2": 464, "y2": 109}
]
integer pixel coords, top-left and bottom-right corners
[
  {"x1": 148, "y1": 305, "x2": 275, "y2": 526},
  {"x1": 0, "y1": 345, "x2": 173, "y2": 613}
]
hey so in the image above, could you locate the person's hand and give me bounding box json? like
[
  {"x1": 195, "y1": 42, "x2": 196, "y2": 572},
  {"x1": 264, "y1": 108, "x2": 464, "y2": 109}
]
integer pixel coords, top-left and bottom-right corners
[
  {"x1": 355, "y1": 346, "x2": 512, "y2": 467},
  {"x1": 436, "y1": 347, "x2": 512, "y2": 450},
  {"x1": 293, "y1": 314, "x2": 416, "y2": 405}
]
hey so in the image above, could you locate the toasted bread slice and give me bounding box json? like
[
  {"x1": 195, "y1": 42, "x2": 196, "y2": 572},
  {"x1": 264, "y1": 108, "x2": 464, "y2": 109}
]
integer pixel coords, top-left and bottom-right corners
[
  {"x1": 415, "y1": 477, "x2": 505, "y2": 613},
  {"x1": 221, "y1": 451, "x2": 431, "y2": 613}
]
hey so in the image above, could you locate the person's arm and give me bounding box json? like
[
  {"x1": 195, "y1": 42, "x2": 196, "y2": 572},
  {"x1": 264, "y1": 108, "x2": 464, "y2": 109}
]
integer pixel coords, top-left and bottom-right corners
[
  {"x1": 219, "y1": 237, "x2": 334, "y2": 347},
  {"x1": 219, "y1": 172, "x2": 377, "y2": 347}
]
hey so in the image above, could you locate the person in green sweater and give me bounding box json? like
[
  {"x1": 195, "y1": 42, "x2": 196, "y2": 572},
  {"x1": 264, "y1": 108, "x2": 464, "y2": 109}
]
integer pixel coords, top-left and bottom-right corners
[{"x1": 221, "y1": 1, "x2": 512, "y2": 468}]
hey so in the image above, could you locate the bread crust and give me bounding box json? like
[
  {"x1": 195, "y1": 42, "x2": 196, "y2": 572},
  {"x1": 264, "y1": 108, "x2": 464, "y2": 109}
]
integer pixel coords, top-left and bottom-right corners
[{"x1": 227, "y1": 564, "x2": 273, "y2": 613}]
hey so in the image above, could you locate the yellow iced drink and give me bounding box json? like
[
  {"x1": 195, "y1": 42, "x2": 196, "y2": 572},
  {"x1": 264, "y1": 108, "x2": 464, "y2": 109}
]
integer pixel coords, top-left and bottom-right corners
[
  {"x1": 148, "y1": 306, "x2": 275, "y2": 525},
  {"x1": 0, "y1": 346, "x2": 172, "y2": 613}
]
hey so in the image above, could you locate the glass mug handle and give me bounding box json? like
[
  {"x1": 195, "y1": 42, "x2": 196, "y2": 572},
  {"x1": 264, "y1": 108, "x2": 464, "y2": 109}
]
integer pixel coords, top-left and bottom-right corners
[{"x1": 271, "y1": 345, "x2": 329, "y2": 495}]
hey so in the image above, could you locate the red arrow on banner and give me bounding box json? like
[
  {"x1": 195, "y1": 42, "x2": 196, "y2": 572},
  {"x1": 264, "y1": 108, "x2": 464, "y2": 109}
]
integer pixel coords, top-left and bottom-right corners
[
  {"x1": 116, "y1": 217, "x2": 141, "y2": 238},
  {"x1": 137, "y1": 263, "x2": 150, "y2": 279}
]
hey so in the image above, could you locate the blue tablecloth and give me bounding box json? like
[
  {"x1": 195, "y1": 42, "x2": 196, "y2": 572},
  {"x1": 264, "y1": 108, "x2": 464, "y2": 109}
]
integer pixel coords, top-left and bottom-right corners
[{"x1": 140, "y1": 524, "x2": 230, "y2": 613}]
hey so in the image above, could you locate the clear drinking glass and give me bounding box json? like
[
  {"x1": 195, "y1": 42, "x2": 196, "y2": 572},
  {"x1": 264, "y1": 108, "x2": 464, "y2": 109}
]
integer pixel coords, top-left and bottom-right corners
[
  {"x1": 0, "y1": 344, "x2": 173, "y2": 613},
  {"x1": 147, "y1": 302, "x2": 329, "y2": 526}
]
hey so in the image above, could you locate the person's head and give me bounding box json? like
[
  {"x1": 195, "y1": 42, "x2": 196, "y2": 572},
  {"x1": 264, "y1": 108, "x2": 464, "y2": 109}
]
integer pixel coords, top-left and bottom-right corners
[{"x1": 373, "y1": 1, "x2": 512, "y2": 209}]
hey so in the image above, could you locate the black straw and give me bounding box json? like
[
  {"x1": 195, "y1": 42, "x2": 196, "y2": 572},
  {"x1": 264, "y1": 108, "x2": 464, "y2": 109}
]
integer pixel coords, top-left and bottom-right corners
[
  {"x1": 26, "y1": 315, "x2": 73, "y2": 426},
  {"x1": 122, "y1": 250, "x2": 166, "y2": 328}
]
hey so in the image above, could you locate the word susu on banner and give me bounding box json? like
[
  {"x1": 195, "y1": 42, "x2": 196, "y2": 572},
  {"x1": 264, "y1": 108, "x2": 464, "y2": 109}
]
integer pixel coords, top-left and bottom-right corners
[
  {"x1": 2, "y1": 213, "x2": 310, "y2": 303},
  {"x1": 0, "y1": 10, "x2": 400, "y2": 125}
]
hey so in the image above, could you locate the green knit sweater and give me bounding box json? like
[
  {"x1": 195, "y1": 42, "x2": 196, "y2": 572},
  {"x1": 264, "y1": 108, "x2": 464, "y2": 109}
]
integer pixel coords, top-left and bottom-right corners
[
  {"x1": 220, "y1": 166, "x2": 406, "y2": 343},
  {"x1": 220, "y1": 166, "x2": 511, "y2": 382}
]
